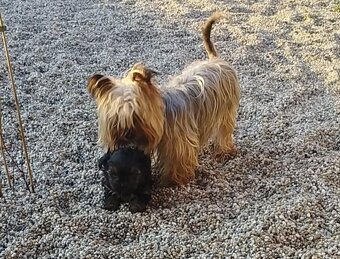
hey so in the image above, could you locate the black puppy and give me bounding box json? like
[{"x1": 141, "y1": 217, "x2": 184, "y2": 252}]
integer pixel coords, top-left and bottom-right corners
[{"x1": 98, "y1": 148, "x2": 152, "y2": 213}]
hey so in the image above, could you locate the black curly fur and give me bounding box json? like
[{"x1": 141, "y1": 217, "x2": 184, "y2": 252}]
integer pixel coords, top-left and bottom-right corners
[{"x1": 99, "y1": 148, "x2": 152, "y2": 213}]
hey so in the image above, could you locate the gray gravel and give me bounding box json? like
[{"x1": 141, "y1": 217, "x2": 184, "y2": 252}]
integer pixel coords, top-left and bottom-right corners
[{"x1": 1, "y1": 0, "x2": 339, "y2": 258}]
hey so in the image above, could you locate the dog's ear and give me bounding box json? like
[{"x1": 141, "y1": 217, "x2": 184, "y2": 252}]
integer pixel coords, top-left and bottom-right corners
[
  {"x1": 98, "y1": 152, "x2": 111, "y2": 171},
  {"x1": 108, "y1": 166, "x2": 118, "y2": 175},
  {"x1": 87, "y1": 74, "x2": 104, "y2": 96},
  {"x1": 88, "y1": 74, "x2": 104, "y2": 85},
  {"x1": 98, "y1": 157, "x2": 106, "y2": 171},
  {"x1": 131, "y1": 63, "x2": 158, "y2": 82},
  {"x1": 87, "y1": 74, "x2": 114, "y2": 98}
]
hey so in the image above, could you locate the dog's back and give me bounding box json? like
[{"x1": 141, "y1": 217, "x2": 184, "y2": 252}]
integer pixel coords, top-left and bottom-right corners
[
  {"x1": 156, "y1": 13, "x2": 241, "y2": 185},
  {"x1": 161, "y1": 13, "x2": 240, "y2": 145}
]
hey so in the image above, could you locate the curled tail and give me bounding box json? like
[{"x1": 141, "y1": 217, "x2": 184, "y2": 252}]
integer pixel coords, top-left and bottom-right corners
[{"x1": 202, "y1": 12, "x2": 223, "y2": 59}]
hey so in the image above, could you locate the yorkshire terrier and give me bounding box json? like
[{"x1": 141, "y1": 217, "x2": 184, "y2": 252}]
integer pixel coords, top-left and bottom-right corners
[
  {"x1": 88, "y1": 13, "x2": 240, "y2": 186},
  {"x1": 99, "y1": 148, "x2": 152, "y2": 213}
]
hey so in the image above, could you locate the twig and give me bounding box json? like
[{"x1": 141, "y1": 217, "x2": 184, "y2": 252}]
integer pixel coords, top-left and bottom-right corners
[
  {"x1": 0, "y1": 13, "x2": 34, "y2": 193},
  {"x1": 0, "y1": 100, "x2": 13, "y2": 190},
  {"x1": 2, "y1": 138, "x2": 30, "y2": 190},
  {"x1": 0, "y1": 100, "x2": 30, "y2": 191},
  {"x1": 0, "y1": 177, "x2": 3, "y2": 198}
]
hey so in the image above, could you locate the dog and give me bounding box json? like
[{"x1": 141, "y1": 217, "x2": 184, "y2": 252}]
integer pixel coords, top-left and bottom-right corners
[
  {"x1": 88, "y1": 13, "x2": 240, "y2": 186},
  {"x1": 98, "y1": 148, "x2": 152, "y2": 213}
]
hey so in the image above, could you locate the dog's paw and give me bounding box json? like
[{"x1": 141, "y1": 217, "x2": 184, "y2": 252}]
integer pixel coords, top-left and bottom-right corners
[
  {"x1": 214, "y1": 152, "x2": 235, "y2": 163},
  {"x1": 102, "y1": 195, "x2": 120, "y2": 211},
  {"x1": 142, "y1": 193, "x2": 152, "y2": 203},
  {"x1": 214, "y1": 146, "x2": 238, "y2": 162},
  {"x1": 129, "y1": 200, "x2": 147, "y2": 213},
  {"x1": 159, "y1": 175, "x2": 177, "y2": 188},
  {"x1": 227, "y1": 145, "x2": 239, "y2": 156}
]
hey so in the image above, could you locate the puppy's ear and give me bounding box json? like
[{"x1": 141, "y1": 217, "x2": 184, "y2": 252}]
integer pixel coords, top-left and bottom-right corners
[
  {"x1": 131, "y1": 63, "x2": 158, "y2": 82},
  {"x1": 98, "y1": 152, "x2": 110, "y2": 171},
  {"x1": 109, "y1": 166, "x2": 118, "y2": 175},
  {"x1": 98, "y1": 158, "x2": 106, "y2": 171}
]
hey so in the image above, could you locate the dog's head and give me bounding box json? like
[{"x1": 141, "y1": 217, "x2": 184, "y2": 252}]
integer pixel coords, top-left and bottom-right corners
[
  {"x1": 99, "y1": 148, "x2": 152, "y2": 201},
  {"x1": 87, "y1": 63, "x2": 165, "y2": 153}
]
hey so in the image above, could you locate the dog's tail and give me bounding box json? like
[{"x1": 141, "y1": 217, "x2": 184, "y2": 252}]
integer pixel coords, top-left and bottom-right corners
[{"x1": 202, "y1": 12, "x2": 224, "y2": 59}]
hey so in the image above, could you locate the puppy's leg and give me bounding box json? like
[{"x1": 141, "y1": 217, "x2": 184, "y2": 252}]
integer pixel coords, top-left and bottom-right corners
[
  {"x1": 128, "y1": 184, "x2": 152, "y2": 213},
  {"x1": 129, "y1": 194, "x2": 147, "y2": 213},
  {"x1": 101, "y1": 166, "x2": 121, "y2": 211},
  {"x1": 103, "y1": 192, "x2": 121, "y2": 211}
]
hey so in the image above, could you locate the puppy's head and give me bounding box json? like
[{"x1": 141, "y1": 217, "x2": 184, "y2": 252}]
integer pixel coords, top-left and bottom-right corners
[{"x1": 99, "y1": 149, "x2": 151, "y2": 201}]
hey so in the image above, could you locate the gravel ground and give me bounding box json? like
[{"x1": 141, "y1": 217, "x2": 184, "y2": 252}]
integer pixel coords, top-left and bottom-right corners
[{"x1": 0, "y1": 0, "x2": 339, "y2": 258}]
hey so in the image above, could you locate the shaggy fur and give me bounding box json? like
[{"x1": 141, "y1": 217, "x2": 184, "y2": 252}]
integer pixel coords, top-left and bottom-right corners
[
  {"x1": 88, "y1": 13, "x2": 240, "y2": 186},
  {"x1": 87, "y1": 68, "x2": 164, "y2": 154}
]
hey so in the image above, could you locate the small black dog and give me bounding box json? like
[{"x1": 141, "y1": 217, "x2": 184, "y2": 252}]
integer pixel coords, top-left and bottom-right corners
[{"x1": 98, "y1": 148, "x2": 152, "y2": 213}]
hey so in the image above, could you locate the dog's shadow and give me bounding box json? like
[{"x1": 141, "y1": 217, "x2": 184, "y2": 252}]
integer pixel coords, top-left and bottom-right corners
[
  {"x1": 146, "y1": 136, "x2": 285, "y2": 214},
  {"x1": 146, "y1": 147, "x2": 241, "y2": 212}
]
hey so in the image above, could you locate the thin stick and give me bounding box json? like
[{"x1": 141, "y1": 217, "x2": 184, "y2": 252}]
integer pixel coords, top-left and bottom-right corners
[
  {"x1": 0, "y1": 21, "x2": 13, "y2": 190},
  {"x1": 0, "y1": 98, "x2": 30, "y2": 191},
  {"x1": 0, "y1": 103, "x2": 13, "y2": 190},
  {"x1": 0, "y1": 13, "x2": 34, "y2": 193},
  {"x1": 2, "y1": 134, "x2": 30, "y2": 191},
  {"x1": 0, "y1": 174, "x2": 3, "y2": 197}
]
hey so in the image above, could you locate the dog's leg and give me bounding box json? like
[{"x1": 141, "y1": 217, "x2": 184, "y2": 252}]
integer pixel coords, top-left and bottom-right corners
[
  {"x1": 214, "y1": 108, "x2": 238, "y2": 159},
  {"x1": 158, "y1": 134, "x2": 199, "y2": 186}
]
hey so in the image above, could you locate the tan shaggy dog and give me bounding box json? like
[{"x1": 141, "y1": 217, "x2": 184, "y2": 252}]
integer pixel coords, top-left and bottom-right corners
[{"x1": 87, "y1": 13, "x2": 241, "y2": 186}]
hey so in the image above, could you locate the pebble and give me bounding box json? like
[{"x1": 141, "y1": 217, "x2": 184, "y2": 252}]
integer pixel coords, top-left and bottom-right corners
[{"x1": 1, "y1": 0, "x2": 339, "y2": 258}]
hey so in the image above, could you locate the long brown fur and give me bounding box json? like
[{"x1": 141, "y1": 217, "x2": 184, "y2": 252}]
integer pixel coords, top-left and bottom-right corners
[
  {"x1": 87, "y1": 64, "x2": 164, "y2": 153},
  {"x1": 88, "y1": 13, "x2": 240, "y2": 186}
]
